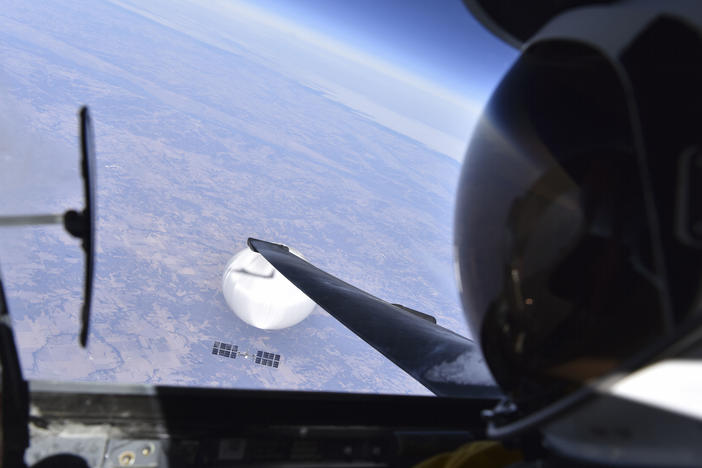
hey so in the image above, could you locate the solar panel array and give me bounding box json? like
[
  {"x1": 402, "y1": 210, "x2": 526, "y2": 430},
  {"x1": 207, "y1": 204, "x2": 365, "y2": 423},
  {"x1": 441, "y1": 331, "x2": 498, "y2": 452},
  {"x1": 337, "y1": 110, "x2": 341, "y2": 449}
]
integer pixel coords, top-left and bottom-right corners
[
  {"x1": 255, "y1": 350, "x2": 280, "y2": 368},
  {"x1": 211, "y1": 341, "x2": 282, "y2": 369},
  {"x1": 212, "y1": 341, "x2": 238, "y2": 359}
]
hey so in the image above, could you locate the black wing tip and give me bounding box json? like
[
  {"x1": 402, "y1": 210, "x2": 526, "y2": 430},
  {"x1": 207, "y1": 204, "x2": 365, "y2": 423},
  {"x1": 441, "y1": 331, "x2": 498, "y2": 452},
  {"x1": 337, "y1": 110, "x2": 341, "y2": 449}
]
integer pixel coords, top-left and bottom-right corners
[
  {"x1": 391, "y1": 303, "x2": 437, "y2": 324},
  {"x1": 246, "y1": 237, "x2": 261, "y2": 252},
  {"x1": 247, "y1": 238, "x2": 290, "y2": 254}
]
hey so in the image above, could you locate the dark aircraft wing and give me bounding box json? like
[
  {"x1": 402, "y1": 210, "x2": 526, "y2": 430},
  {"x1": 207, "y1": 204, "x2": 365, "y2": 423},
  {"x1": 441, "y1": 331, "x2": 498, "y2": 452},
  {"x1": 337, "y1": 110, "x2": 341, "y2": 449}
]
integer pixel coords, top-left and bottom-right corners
[{"x1": 248, "y1": 238, "x2": 500, "y2": 398}]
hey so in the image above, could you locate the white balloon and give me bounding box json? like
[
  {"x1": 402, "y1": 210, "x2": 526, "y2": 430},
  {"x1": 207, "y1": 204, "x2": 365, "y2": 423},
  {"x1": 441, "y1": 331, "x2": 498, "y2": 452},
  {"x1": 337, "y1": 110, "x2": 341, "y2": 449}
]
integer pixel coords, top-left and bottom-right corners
[{"x1": 222, "y1": 247, "x2": 315, "y2": 330}]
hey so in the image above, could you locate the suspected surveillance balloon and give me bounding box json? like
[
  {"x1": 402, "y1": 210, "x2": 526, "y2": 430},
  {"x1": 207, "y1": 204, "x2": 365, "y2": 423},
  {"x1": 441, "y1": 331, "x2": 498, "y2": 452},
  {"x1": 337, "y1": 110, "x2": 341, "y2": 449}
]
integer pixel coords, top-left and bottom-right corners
[{"x1": 222, "y1": 247, "x2": 315, "y2": 330}]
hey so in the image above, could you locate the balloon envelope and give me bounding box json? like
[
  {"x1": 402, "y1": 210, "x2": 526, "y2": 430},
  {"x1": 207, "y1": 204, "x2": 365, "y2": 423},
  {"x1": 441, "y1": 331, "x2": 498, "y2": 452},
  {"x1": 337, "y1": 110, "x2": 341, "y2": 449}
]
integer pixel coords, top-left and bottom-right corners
[{"x1": 222, "y1": 247, "x2": 315, "y2": 330}]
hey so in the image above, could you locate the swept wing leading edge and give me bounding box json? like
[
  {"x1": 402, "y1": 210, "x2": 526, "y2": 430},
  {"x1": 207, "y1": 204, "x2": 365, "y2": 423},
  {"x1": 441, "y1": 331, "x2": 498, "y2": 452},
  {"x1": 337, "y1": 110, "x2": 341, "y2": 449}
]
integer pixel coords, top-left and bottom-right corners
[{"x1": 248, "y1": 238, "x2": 500, "y2": 398}]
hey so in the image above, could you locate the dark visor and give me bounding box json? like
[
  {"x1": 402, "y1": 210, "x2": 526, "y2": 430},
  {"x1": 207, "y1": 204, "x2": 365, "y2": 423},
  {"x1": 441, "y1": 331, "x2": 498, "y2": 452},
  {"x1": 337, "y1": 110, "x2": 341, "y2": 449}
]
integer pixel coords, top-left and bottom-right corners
[{"x1": 454, "y1": 40, "x2": 665, "y2": 403}]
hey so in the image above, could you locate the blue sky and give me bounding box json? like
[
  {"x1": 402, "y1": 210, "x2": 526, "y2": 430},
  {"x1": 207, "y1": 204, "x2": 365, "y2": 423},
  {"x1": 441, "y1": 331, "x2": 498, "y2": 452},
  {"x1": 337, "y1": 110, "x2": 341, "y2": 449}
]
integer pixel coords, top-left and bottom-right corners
[
  {"x1": 182, "y1": 0, "x2": 520, "y2": 161},
  {"x1": 99, "y1": 0, "x2": 517, "y2": 160},
  {"x1": 240, "y1": 0, "x2": 517, "y2": 100}
]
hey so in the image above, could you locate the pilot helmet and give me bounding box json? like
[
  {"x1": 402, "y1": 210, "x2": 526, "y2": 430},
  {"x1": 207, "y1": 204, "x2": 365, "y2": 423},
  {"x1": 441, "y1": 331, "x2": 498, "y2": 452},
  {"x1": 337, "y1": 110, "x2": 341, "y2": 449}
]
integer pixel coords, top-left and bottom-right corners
[{"x1": 455, "y1": 0, "x2": 702, "y2": 423}]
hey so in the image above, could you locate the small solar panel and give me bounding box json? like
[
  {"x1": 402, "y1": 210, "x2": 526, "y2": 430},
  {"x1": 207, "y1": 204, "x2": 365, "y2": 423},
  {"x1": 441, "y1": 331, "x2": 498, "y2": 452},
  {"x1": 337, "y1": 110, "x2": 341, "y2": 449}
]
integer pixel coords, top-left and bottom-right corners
[
  {"x1": 249, "y1": 349, "x2": 282, "y2": 368},
  {"x1": 212, "y1": 341, "x2": 246, "y2": 361}
]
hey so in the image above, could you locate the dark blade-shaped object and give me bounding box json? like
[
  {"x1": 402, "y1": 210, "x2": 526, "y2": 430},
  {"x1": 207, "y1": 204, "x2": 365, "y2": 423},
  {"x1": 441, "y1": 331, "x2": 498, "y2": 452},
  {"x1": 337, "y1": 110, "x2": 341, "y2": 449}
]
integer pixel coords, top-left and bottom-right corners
[
  {"x1": 64, "y1": 106, "x2": 96, "y2": 347},
  {"x1": 248, "y1": 238, "x2": 500, "y2": 398}
]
